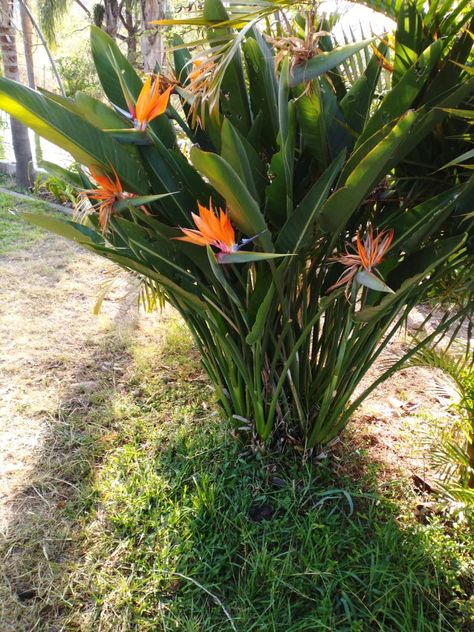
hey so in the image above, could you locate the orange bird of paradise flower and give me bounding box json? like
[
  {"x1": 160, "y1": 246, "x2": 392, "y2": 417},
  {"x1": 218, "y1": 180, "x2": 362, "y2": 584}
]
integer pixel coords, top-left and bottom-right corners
[
  {"x1": 174, "y1": 201, "x2": 261, "y2": 262},
  {"x1": 188, "y1": 58, "x2": 214, "y2": 82},
  {"x1": 328, "y1": 225, "x2": 394, "y2": 292},
  {"x1": 83, "y1": 167, "x2": 136, "y2": 232},
  {"x1": 122, "y1": 75, "x2": 173, "y2": 131},
  {"x1": 174, "y1": 201, "x2": 237, "y2": 255}
]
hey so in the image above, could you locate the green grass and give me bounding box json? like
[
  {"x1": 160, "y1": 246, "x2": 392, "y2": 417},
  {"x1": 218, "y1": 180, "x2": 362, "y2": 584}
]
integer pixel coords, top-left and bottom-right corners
[
  {"x1": 0, "y1": 192, "x2": 48, "y2": 254},
  {"x1": 57, "y1": 319, "x2": 473, "y2": 632}
]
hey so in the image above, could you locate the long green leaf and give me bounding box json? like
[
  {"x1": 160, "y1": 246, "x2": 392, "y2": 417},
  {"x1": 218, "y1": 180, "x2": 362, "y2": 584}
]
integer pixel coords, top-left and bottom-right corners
[
  {"x1": 340, "y1": 43, "x2": 386, "y2": 134},
  {"x1": 276, "y1": 150, "x2": 346, "y2": 252},
  {"x1": 242, "y1": 29, "x2": 279, "y2": 151},
  {"x1": 114, "y1": 193, "x2": 176, "y2": 212},
  {"x1": 22, "y1": 212, "x2": 104, "y2": 246},
  {"x1": 217, "y1": 251, "x2": 289, "y2": 264},
  {"x1": 190, "y1": 146, "x2": 272, "y2": 249},
  {"x1": 246, "y1": 283, "x2": 275, "y2": 344},
  {"x1": 0, "y1": 77, "x2": 148, "y2": 193},
  {"x1": 320, "y1": 110, "x2": 417, "y2": 233},
  {"x1": 393, "y1": 0, "x2": 424, "y2": 84},
  {"x1": 74, "y1": 92, "x2": 129, "y2": 130},
  {"x1": 220, "y1": 119, "x2": 266, "y2": 203},
  {"x1": 390, "y1": 186, "x2": 463, "y2": 253},
  {"x1": 360, "y1": 39, "x2": 443, "y2": 142}
]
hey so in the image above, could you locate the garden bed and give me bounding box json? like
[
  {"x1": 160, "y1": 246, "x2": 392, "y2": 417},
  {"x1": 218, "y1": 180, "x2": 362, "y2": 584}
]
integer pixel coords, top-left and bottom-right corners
[{"x1": 0, "y1": 200, "x2": 472, "y2": 630}]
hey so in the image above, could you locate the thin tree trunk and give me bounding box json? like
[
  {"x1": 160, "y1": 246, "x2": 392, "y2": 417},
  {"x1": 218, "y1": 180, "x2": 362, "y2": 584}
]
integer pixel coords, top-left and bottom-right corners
[
  {"x1": 20, "y1": 0, "x2": 35, "y2": 88},
  {"x1": 18, "y1": 0, "x2": 65, "y2": 96},
  {"x1": 104, "y1": 0, "x2": 120, "y2": 39},
  {"x1": 19, "y1": 0, "x2": 41, "y2": 163},
  {"x1": 120, "y1": 1, "x2": 138, "y2": 64},
  {"x1": 0, "y1": 0, "x2": 34, "y2": 188},
  {"x1": 140, "y1": 0, "x2": 167, "y2": 72}
]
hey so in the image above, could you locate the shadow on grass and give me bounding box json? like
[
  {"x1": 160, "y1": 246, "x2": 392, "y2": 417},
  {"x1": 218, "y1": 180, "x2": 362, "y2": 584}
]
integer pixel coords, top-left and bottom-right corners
[
  {"x1": 1, "y1": 318, "x2": 473, "y2": 632},
  {"x1": 0, "y1": 289, "x2": 142, "y2": 631}
]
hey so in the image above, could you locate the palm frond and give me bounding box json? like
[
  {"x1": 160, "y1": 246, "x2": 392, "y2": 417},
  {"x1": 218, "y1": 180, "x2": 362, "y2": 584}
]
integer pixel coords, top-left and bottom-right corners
[{"x1": 38, "y1": 0, "x2": 71, "y2": 47}]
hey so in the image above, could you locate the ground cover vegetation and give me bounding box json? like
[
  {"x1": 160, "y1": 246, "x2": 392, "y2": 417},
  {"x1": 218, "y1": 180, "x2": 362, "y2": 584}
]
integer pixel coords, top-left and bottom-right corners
[
  {"x1": 0, "y1": 0, "x2": 472, "y2": 448},
  {"x1": 57, "y1": 318, "x2": 474, "y2": 631},
  {"x1": 0, "y1": 190, "x2": 49, "y2": 253},
  {"x1": 1, "y1": 226, "x2": 472, "y2": 628}
]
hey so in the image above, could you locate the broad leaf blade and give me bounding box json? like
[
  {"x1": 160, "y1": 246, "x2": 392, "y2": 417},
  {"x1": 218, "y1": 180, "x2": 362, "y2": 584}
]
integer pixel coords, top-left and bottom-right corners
[
  {"x1": 320, "y1": 110, "x2": 417, "y2": 234},
  {"x1": 217, "y1": 251, "x2": 289, "y2": 264},
  {"x1": 0, "y1": 77, "x2": 148, "y2": 193}
]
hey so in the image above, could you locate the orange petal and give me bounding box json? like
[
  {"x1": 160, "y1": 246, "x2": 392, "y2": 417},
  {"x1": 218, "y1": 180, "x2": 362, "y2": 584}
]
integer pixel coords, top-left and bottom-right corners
[
  {"x1": 135, "y1": 76, "x2": 153, "y2": 123},
  {"x1": 173, "y1": 228, "x2": 213, "y2": 246},
  {"x1": 194, "y1": 205, "x2": 222, "y2": 241},
  {"x1": 89, "y1": 166, "x2": 120, "y2": 195},
  {"x1": 219, "y1": 210, "x2": 235, "y2": 246},
  {"x1": 147, "y1": 84, "x2": 173, "y2": 121},
  {"x1": 356, "y1": 233, "x2": 369, "y2": 269},
  {"x1": 111, "y1": 166, "x2": 123, "y2": 194}
]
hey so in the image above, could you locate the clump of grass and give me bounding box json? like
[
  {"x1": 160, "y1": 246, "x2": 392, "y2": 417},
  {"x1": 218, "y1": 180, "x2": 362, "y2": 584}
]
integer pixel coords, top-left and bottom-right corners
[
  {"x1": 0, "y1": 192, "x2": 48, "y2": 254},
  {"x1": 55, "y1": 319, "x2": 473, "y2": 632}
]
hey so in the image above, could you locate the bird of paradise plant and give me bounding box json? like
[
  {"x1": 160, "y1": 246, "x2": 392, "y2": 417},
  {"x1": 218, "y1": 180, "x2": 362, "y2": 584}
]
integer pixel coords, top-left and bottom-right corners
[
  {"x1": 83, "y1": 167, "x2": 135, "y2": 231},
  {"x1": 129, "y1": 75, "x2": 174, "y2": 131},
  {"x1": 0, "y1": 0, "x2": 472, "y2": 449},
  {"x1": 329, "y1": 226, "x2": 394, "y2": 294}
]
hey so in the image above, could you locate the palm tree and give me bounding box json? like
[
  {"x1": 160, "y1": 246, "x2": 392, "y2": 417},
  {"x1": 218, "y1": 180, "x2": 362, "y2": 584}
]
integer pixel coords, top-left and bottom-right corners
[{"x1": 0, "y1": 0, "x2": 34, "y2": 187}]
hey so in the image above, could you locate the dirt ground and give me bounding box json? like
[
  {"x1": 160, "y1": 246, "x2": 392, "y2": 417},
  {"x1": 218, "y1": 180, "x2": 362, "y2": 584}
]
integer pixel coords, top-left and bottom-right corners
[
  {"x1": 0, "y1": 236, "x2": 135, "y2": 531},
  {"x1": 0, "y1": 233, "x2": 466, "y2": 628},
  {"x1": 0, "y1": 234, "x2": 149, "y2": 629}
]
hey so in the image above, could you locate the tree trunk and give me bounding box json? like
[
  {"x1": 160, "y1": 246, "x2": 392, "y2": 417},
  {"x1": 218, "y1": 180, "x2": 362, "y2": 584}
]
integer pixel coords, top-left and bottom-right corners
[
  {"x1": 20, "y1": 0, "x2": 35, "y2": 88},
  {"x1": 0, "y1": 0, "x2": 34, "y2": 188},
  {"x1": 104, "y1": 0, "x2": 120, "y2": 39},
  {"x1": 140, "y1": 0, "x2": 167, "y2": 72},
  {"x1": 121, "y1": 1, "x2": 138, "y2": 64},
  {"x1": 20, "y1": 0, "x2": 41, "y2": 163}
]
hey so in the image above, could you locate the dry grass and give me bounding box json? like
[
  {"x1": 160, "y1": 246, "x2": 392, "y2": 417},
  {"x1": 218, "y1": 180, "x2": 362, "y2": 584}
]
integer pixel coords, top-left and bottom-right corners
[{"x1": 0, "y1": 232, "x2": 155, "y2": 629}]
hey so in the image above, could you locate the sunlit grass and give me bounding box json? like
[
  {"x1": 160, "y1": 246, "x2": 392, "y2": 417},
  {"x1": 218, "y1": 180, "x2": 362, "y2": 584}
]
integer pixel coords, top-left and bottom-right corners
[
  {"x1": 56, "y1": 318, "x2": 473, "y2": 632},
  {"x1": 0, "y1": 192, "x2": 48, "y2": 254}
]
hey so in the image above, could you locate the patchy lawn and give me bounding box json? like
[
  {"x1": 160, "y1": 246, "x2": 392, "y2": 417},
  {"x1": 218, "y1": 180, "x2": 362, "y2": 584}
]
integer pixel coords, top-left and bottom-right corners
[
  {"x1": 0, "y1": 192, "x2": 50, "y2": 254},
  {"x1": 0, "y1": 204, "x2": 473, "y2": 631}
]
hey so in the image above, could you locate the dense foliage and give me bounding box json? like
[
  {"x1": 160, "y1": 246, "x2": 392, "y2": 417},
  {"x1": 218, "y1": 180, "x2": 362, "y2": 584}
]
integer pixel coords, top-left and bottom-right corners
[{"x1": 0, "y1": 0, "x2": 472, "y2": 447}]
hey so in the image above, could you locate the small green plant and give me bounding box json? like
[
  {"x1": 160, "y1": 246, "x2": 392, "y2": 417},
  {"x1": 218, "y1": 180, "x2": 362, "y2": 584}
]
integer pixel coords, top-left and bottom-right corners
[
  {"x1": 33, "y1": 172, "x2": 76, "y2": 205},
  {"x1": 410, "y1": 343, "x2": 474, "y2": 505}
]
